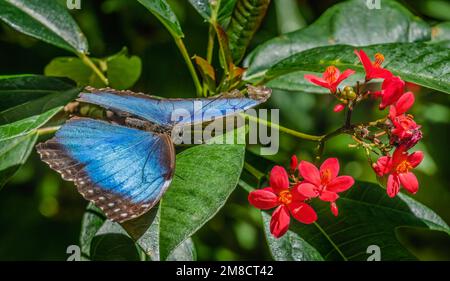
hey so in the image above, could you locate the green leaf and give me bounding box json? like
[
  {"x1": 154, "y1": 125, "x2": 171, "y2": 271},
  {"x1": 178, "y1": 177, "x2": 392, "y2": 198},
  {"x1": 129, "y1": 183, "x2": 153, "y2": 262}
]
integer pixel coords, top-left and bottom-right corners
[
  {"x1": 90, "y1": 221, "x2": 141, "y2": 261},
  {"x1": 45, "y1": 57, "x2": 104, "y2": 88},
  {"x1": 431, "y1": 22, "x2": 450, "y2": 48},
  {"x1": 106, "y1": 47, "x2": 142, "y2": 90},
  {"x1": 0, "y1": 0, "x2": 88, "y2": 53},
  {"x1": 80, "y1": 203, "x2": 197, "y2": 261},
  {"x1": 166, "y1": 238, "x2": 197, "y2": 261},
  {"x1": 159, "y1": 141, "x2": 246, "y2": 260},
  {"x1": 44, "y1": 48, "x2": 142, "y2": 90},
  {"x1": 188, "y1": 0, "x2": 211, "y2": 21},
  {"x1": 244, "y1": 0, "x2": 430, "y2": 81},
  {"x1": 227, "y1": 0, "x2": 271, "y2": 63},
  {"x1": 0, "y1": 75, "x2": 76, "y2": 112},
  {"x1": 262, "y1": 181, "x2": 450, "y2": 261},
  {"x1": 265, "y1": 43, "x2": 450, "y2": 94},
  {"x1": 0, "y1": 75, "x2": 82, "y2": 125},
  {"x1": 137, "y1": 0, "x2": 184, "y2": 38},
  {"x1": 261, "y1": 212, "x2": 323, "y2": 261},
  {"x1": 188, "y1": 0, "x2": 237, "y2": 25},
  {"x1": 0, "y1": 107, "x2": 61, "y2": 188}
]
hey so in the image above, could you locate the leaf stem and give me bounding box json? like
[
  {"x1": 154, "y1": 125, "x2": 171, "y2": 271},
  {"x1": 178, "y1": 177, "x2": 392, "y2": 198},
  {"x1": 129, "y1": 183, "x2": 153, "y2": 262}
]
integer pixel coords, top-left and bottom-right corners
[
  {"x1": 203, "y1": 24, "x2": 216, "y2": 97},
  {"x1": 241, "y1": 113, "x2": 323, "y2": 142},
  {"x1": 314, "y1": 222, "x2": 348, "y2": 261},
  {"x1": 78, "y1": 53, "x2": 109, "y2": 85},
  {"x1": 174, "y1": 38, "x2": 203, "y2": 97},
  {"x1": 244, "y1": 161, "x2": 265, "y2": 181},
  {"x1": 37, "y1": 126, "x2": 61, "y2": 136}
]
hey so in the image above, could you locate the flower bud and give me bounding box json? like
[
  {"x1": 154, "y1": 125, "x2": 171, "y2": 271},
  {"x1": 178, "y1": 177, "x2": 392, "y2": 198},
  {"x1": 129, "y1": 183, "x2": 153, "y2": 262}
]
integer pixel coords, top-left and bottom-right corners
[{"x1": 333, "y1": 104, "x2": 346, "y2": 112}]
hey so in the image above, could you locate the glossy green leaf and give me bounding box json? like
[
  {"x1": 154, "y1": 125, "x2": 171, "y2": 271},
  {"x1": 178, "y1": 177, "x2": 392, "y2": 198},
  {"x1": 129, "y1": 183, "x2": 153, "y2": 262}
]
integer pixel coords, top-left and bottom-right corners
[
  {"x1": 90, "y1": 220, "x2": 141, "y2": 261},
  {"x1": 159, "y1": 127, "x2": 246, "y2": 260},
  {"x1": 261, "y1": 212, "x2": 323, "y2": 261},
  {"x1": 188, "y1": 0, "x2": 211, "y2": 21},
  {"x1": 45, "y1": 57, "x2": 104, "y2": 88},
  {"x1": 431, "y1": 22, "x2": 450, "y2": 48},
  {"x1": 138, "y1": 0, "x2": 184, "y2": 38},
  {"x1": 45, "y1": 48, "x2": 142, "y2": 90},
  {"x1": 0, "y1": 75, "x2": 76, "y2": 112},
  {"x1": 188, "y1": 0, "x2": 237, "y2": 25},
  {"x1": 0, "y1": 75, "x2": 82, "y2": 125},
  {"x1": 227, "y1": 0, "x2": 271, "y2": 63},
  {"x1": 80, "y1": 203, "x2": 196, "y2": 261},
  {"x1": 0, "y1": 107, "x2": 61, "y2": 188},
  {"x1": 262, "y1": 182, "x2": 450, "y2": 261},
  {"x1": 265, "y1": 43, "x2": 450, "y2": 94},
  {"x1": 244, "y1": 0, "x2": 431, "y2": 81},
  {"x1": 0, "y1": 0, "x2": 88, "y2": 53}
]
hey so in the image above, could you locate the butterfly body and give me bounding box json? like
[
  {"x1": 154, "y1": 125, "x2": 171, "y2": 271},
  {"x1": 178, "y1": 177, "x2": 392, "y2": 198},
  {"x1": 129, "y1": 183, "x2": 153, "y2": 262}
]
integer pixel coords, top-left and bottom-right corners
[{"x1": 36, "y1": 86, "x2": 270, "y2": 222}]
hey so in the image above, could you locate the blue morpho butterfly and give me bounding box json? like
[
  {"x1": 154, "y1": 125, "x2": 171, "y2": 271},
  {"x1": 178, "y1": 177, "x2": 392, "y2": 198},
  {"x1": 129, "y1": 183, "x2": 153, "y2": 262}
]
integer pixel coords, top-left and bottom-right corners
[{"x1": 36, "y1": 85, "x2": 271, "y2": 223}]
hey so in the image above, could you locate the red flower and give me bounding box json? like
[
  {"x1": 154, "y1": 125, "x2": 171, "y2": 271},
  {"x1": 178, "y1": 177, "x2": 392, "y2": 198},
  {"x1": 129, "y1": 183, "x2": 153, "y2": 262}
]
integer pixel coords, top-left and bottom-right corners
[
  {"x1": 373, "y1": 146, "x2": 424, "y2": 197},
  {"x1": 248, "y1": 166, "x2": 318, "y2": 238},
  {"x1": 378, "y1": 76, "x2": 406, "y2": 109},
  {"x1": 388, "y1": 92, "x2": 422, "y2": 149},
  {"x1": 304, "y1": 66, "x2": 355, "y2": 94},
  {"x1": 354, "y1": 49, "x2": 392, "y2": 81},
  {"x1": 297, "y1": 158, "x2": 354, "y2": 216}
]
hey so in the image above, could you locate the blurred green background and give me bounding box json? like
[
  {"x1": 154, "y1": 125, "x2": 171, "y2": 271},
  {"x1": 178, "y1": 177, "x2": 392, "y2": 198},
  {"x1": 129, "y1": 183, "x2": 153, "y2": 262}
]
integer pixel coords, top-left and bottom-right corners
[{"x1": 0, "y1": 0, "x2": 449, "y2": 260}]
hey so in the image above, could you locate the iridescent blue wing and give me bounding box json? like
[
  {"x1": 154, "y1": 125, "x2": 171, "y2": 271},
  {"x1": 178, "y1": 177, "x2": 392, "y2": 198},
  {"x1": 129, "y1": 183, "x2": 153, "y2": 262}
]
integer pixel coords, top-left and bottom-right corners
[
  {"x1": 78, "y1": 86, "x2": 271, "y2": 126},
  {"x1": 36, "y1": 117, "x2": 175, "y2": 222}
]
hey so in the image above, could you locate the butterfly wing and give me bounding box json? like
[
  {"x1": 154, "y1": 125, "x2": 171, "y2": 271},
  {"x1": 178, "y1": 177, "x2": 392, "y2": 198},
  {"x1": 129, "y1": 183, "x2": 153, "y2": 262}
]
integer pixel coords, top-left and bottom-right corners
[
  {"x1": 78, "y1": 87, "x2": 270, "y2": 127},
  {"x1": 36, "y1": 117, "x2": 175, "y2": 222}
]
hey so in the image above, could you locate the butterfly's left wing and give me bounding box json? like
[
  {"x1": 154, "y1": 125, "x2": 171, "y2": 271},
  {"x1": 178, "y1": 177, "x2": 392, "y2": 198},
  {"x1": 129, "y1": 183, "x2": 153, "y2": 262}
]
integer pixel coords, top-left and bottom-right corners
[
  {"x1": 36, "y1": 117, "x2": 175, "y2": 222},
  {"x1": 78, "y1": 86, "x2": 271, "y2": 127}
]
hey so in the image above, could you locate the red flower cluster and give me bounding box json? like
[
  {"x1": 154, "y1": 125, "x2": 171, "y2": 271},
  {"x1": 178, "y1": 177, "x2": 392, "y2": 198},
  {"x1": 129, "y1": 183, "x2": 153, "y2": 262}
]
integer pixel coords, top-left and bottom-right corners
[
  {"x1": 303, "y1": 49, "x2": 425, "y2": 199},
  {"x1": 248, "y1": 156, "x2": 354, "y2": 238},
  {"x1": 353, "y1": 49, "x2": 424, "y2": 197}
]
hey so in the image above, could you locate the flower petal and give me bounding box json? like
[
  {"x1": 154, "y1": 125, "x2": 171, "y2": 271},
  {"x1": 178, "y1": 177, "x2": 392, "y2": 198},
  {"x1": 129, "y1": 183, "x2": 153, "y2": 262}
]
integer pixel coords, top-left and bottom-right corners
[
  {"x1": 408, "y1": 151, "x2": 424, "y2": 168},
  {"x1": 319, "y1": 190, "x2": 339, "y2": 202},
  {"x1": 269, "y1": 166, "x2": 290, "y2": 193},
  {"x1": 387, "y1": 174, "x2": 400, "y2": 198},
  {"x1": 398, "y1": 172, "x2": 419, "y2": 194},
  {"x1": 297, "y1": 183, "x2": 319, "y2": 198},
  {"x1": 395, "y1": 92, "x2": 415, "y2": 115},
  {"x1": 288, "y1": 202, "x2": 317, "y2": 224},
  {"x1": 335, "y1": 69, "x2": 356, "y2": 85},
  {"x1": 298, "y1": 161, "x2": 321, "y2": 185},
  {"x1": 291, "y1": 184, "x2": 308, "y2": 201},
  {"x1": 354, "y1": 49, "x2": 372, "y2": 73},
  {"x1": 270, "y1": 205, "x2": 291, "y2": 238},
  {"x1": 327, "y1": 176, "x2": 355, "y2": 193},
  {"x1": 320, "y1": 158, "x2": 340, "y2": 180},
  {"x1": 248, "y1": 189, "x2": 279, "y2": 210},
  {"x1": 304, "y1": 74, "x2": 330, "y2": 89}
]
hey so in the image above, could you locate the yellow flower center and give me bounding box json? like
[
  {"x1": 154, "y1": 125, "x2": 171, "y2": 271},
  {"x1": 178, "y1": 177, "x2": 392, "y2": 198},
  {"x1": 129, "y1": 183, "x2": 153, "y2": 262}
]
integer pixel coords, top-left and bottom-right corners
[
  {"x1": 324, "y1": 66, "x2": 338, "y2": 83},
  {"x1": 374, "y1": 53, "x2": 385, "y2": 67},
  {"x1": 278, "y1": 190, "x2": 293, "y2": 205},
  {"x1": 321, "y1": 168, "x2": 332, "y2": 185},
  {"x1": 396, "y1": 160, "x2": 412, "y2": 174}
]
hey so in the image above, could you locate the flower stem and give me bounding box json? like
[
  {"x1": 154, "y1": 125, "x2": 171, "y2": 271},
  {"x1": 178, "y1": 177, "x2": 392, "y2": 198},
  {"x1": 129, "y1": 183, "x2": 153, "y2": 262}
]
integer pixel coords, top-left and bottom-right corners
[
  {"x1": 78, "y1": 53, "x2": 108, "y2": 86},
  {"x1": 174, "y1": 38, "x2": 203, "y2": 97},
  {"x1": 244, "y1": 161, "x2": 265, "y2": 181},
  {"x1": 241, "y1": 113, "x2": 323, "y2": 142},
  {"x1": 37, "y1": 126, "x2": 61, "y2": 136},
  {"x1": 203, "y1": 24, "x2": 216, "y2": 97}
]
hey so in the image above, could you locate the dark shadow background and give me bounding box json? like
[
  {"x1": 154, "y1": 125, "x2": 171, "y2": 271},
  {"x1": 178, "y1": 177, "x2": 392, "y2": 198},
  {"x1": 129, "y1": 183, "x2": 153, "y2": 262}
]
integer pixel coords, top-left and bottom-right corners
[{"x1": 0, "y1": 0, "x2": 449, "y2": 260}]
